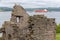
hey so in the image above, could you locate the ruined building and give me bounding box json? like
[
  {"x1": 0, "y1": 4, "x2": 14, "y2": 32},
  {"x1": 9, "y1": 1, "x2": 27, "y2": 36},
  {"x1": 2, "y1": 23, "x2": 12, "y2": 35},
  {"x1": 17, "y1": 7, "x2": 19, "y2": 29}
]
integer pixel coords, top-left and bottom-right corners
[{"x1": 0, "y1": 5, "x2": 56, "y2": 40}]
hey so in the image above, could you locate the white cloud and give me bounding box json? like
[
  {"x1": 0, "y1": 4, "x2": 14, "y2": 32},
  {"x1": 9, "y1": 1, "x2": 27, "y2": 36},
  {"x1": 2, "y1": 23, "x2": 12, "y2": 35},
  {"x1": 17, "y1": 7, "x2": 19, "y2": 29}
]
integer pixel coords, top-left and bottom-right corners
[{"x1": 0, "y1": 0, "x2": 60, "y2": 8}]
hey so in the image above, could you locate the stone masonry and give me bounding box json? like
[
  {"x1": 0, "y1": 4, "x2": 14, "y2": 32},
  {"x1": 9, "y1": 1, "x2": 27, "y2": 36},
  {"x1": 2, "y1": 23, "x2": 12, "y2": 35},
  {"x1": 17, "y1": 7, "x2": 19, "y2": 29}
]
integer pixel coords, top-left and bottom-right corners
[{"x1": 0, "y1": 4, "x2": 56, "y2": 40}]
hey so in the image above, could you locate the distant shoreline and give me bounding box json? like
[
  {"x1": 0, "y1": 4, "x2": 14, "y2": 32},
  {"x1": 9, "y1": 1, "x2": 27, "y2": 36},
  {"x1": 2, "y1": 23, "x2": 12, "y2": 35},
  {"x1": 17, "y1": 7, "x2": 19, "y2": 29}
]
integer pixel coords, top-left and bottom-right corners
[{"x1": 0, "y1": 11, "x2": 10, "y2": 12}]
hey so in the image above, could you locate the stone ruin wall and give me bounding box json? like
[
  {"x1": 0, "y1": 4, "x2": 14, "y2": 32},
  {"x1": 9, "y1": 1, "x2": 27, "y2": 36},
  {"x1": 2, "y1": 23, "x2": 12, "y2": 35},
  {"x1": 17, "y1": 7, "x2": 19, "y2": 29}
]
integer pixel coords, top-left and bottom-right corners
[
  {"x1": 28, "y1": 15, "x2": 56, "y2": 40},
  {"x1": 0, "y1": 5, "x2": 56, "y2": 40}
]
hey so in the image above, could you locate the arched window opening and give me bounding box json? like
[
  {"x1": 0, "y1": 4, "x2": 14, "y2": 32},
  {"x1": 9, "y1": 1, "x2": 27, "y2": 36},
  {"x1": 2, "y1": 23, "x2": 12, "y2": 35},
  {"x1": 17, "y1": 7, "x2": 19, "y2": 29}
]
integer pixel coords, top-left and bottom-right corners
[{"x1": 16, "y1": 16, "x2": 23, "y2": 23}]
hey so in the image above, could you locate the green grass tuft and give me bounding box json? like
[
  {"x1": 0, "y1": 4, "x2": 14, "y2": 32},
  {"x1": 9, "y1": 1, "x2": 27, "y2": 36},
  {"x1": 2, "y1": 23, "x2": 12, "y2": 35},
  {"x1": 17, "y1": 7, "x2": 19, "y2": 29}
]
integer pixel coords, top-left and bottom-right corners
[{"x1": 56, "y1": 33, "x2": 60, "y2": 40}]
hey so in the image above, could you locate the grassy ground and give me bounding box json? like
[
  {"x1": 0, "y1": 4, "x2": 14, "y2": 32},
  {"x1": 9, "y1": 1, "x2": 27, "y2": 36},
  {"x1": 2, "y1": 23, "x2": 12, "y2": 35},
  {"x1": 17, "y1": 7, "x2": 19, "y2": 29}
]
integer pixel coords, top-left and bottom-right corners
[{"x1": 56, "y1": 33, "x2": 60, "y2": 40}]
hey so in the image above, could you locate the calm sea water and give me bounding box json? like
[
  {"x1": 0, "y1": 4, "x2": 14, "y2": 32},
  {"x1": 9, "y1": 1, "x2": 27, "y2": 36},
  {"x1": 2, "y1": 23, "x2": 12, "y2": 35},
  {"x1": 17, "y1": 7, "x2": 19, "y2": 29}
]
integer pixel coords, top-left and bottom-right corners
[{"x1": 0, "y1": 11, "x2": 60, "y2": 28}]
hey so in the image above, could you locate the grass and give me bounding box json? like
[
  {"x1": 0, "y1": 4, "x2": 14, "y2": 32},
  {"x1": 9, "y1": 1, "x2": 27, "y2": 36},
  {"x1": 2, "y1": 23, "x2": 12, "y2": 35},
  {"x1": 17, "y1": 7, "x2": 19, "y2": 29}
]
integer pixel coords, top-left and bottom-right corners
[{"x1": 56, "y1": 33, "x2": 60, "y2": 40}]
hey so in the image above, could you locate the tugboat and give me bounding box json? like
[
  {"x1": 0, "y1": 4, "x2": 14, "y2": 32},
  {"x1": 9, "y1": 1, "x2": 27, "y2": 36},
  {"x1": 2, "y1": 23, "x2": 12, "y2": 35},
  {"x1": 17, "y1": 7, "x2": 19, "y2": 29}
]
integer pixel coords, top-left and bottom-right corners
[{"x1": 34, "y1": 9, "x2": 48, "y2": 12}]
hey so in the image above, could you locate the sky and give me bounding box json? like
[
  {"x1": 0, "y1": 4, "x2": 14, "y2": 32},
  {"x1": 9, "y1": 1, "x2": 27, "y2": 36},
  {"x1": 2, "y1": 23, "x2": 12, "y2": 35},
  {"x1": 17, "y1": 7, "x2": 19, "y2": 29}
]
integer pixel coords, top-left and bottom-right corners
[{"x1": 0, "y1": 0, "x2": 60, "y2": 8}]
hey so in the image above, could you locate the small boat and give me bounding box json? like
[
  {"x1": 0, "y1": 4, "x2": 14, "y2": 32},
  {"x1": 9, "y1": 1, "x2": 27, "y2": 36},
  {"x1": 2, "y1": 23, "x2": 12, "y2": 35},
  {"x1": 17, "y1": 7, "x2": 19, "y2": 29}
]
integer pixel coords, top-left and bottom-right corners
[{"x1": 34, "y1": 9, "x2": 48, "y2": 12}]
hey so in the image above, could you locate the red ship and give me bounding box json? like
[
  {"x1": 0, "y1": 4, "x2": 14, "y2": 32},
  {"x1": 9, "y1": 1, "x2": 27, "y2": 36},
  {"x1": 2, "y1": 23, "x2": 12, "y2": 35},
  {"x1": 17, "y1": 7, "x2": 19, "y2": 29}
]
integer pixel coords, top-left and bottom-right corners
[{"x1": 34, "y1": 9, "x2": 48, "y2": 12}]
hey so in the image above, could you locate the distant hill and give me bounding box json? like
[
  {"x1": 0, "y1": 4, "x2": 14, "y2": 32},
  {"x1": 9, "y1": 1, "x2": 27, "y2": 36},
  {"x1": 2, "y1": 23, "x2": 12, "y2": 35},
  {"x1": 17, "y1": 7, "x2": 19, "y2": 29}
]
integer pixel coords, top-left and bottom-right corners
[
  {"x1": 0, "y1": 7, "x2": 12, "y2": 11},
  {"x1": 0, "y1": 7, "x2": 60, "y2": 12},
  {"x1": 25, "y1": 7, "x2": 60, "y2": 12}
]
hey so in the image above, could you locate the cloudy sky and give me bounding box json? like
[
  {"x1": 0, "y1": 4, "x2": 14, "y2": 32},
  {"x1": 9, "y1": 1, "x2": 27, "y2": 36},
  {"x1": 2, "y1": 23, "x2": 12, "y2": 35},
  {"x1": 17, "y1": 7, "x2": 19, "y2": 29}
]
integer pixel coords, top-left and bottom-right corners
[{"x1": 0, "y1": 0, "x2": 60, "y2": 8}]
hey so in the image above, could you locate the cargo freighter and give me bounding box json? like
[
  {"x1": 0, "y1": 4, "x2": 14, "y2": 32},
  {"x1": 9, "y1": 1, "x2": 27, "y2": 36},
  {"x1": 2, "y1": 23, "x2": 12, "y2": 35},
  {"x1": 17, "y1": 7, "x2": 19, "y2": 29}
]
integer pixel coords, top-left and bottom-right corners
[{"x1": 34, "y1": 9, "x2": 48, "y2": 12}]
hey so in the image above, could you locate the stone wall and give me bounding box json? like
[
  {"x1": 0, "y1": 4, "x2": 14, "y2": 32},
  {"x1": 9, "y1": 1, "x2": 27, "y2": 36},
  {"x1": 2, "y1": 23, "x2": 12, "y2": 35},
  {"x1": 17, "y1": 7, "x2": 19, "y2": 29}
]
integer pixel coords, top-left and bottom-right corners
[
  {"x1": 28, "y1": 15, "x2": 56, "y2": 40},
  {"x1": 0, "y1": 4, "x2": 56, "y2": 40}
]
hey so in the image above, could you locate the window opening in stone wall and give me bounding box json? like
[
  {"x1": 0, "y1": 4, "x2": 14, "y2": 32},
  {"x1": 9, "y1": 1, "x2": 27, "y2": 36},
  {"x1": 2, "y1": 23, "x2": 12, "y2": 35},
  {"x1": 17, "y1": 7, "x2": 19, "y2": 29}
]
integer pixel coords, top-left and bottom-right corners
[{"x1": 16, "y1": 16, "x2": 23, "y2": 23}]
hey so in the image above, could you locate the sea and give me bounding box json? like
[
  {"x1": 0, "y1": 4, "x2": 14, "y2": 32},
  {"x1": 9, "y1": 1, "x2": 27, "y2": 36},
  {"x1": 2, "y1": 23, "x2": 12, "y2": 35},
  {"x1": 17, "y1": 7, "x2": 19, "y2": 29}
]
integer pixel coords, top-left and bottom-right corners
[{"x1": 0, "y1": 11, "x2": 60, "y2": 28}]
